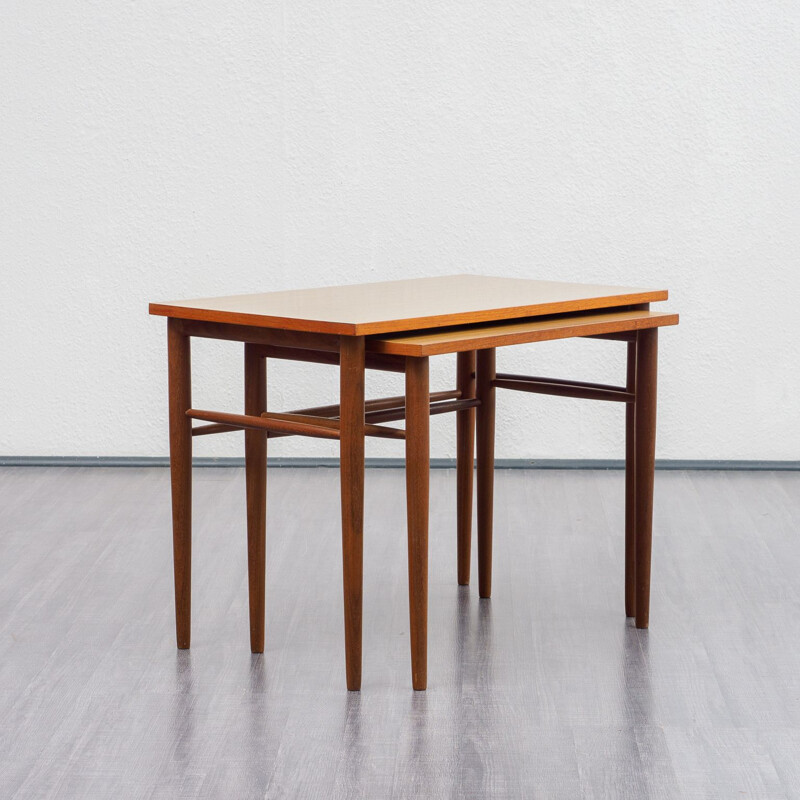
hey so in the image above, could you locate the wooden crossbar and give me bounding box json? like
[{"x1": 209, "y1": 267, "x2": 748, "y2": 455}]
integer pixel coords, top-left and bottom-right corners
[
  {"x1": 187, "y1": 409, "x2": 405, "y2": 440},
  {"x1": 289, "y1": 390, "x2": 460, "y2": 420},
  {"x1": 189, "y1": 390, "x2": 469, "y2": 438},
  {"x1": 191, "y1": 422, "x2": 240, "y2": 437},
  {"x1": 266, "y1": 411, "x2": 405, "y2": 440},
  {"x1": 188, "y1": 409, "x2": 341, "y2": 439},
  {"x1": 493, "y1": 373, "x2": 634, "y2": 403},
  {"x1": 365, "y1": 398, "x2": 480, "y2": 425}
]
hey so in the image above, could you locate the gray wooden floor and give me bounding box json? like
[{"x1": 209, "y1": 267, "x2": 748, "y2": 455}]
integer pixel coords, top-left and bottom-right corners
[{"x1": 2, "y1": 467, "x2": 800, "y2": 799}]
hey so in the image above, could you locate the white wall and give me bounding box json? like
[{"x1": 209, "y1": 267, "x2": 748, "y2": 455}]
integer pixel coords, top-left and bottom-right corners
[{"x1": 2, "y1": 1, "x2": 799, "y2": 461}]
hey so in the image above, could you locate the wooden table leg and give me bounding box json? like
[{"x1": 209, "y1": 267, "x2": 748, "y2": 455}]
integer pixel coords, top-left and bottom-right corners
[
  {"x1": 405, "y1": 356, "x2": 430, "y2": 690},
  {"x1": 476, "y1": 348, "x2": 496, "y2": 599},
  {"x1": 456, "y1": 350, "x2": 476, "y2": 586},
  {"x1": 340, "y1": 336, "x2": 365, "y2": 690},
  {"x1": 167, "y1": 319, "x2": 192, "y2": 649},
  {"x1": 244, "y1": 344, "x2": 267, "y2": 653},
  {"x1": 625, "y1": 338, "x2": 637, "y2": 618},
  {"x1": 634, "y1": 328, "x2": 658, "y2": 629}
]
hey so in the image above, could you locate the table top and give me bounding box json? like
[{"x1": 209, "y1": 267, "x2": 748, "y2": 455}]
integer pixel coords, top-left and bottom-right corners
[
  {"x1": 149, "y1": 274, "x2": 668, "y2": 336},
  {"x1": 368, "y1": 309, "x2": 679, "y2": 356}
]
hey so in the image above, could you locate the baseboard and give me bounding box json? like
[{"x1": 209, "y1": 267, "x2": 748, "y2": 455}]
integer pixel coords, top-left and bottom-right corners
[{"x1": 1, "y1": 456, "x2": 798, "y2": 471}]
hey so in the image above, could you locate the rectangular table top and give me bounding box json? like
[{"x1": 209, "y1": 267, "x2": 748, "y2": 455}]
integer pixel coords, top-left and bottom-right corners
[
  {"x1": 149, "y1": 274, "x2": 668, "y2": 336},
  {"x1": 368, "y1": 309, "x2": 679, "y2": 356}
]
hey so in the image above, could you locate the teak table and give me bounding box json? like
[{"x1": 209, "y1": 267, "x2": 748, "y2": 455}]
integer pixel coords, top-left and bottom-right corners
[{"x1": 150, "y1": 275, "x2": 678, "y2": 690}]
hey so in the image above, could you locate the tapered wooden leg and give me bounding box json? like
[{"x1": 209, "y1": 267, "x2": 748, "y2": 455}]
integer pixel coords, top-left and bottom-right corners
[
  {"x1": 167, "y1": 319, "x2": 192, "y2": 649},
  {"x1": 244, "y1": 344, "x2": 267, "y2": 653},
  {"x1": 405, "y1": 356, "x2": 430, "y2": 690},
  {"x1": 476, "y1": 348, "x2": 496, "y2": 599},
  {"x1": 624, "y1": 339, "x2": 637, "y2": 618},
  {"x1": 340, "y1": 336, "x2": 365, "y2": 691},
  {"x1": 634, "y1": 329, "x2": 658, "y2": 629},
  {"x1": 456, "y1": 350, "x2": 476, "y2": 586}
]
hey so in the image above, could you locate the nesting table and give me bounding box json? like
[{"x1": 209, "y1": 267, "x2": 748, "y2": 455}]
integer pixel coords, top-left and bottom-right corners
[{"x1": 150, "y1": 275, "x2": 678, "y2": 690}]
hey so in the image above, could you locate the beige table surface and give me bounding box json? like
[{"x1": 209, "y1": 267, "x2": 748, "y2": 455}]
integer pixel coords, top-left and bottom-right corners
[{"x1": 149, "y1": 274, "x2": 668, "y2": 335}]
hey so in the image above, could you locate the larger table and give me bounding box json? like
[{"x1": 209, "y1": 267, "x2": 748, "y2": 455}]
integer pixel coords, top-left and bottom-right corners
[{"x1": 150, "y1": 275, "x2": 678, "y2": 690}]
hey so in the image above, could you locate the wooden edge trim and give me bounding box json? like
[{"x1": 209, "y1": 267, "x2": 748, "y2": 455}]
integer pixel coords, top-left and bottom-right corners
[
  {"x1": 251, "y1": 344, "x2": 406, "y2": 373},
  {"x1": 149, "y1": 304, "x2": 359, "y2": 336},
  {"x1": 174, "y1": 319, "x2": 340, "y2": 351},
  {"x1": 584, "y1": 332, "x2": 638, "y2": 342}
]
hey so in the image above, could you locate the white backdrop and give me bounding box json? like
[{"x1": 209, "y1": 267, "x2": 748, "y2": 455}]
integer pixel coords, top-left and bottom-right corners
[{"x1": 2, "y1": 2, "x2": 798, "y2": 461}]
